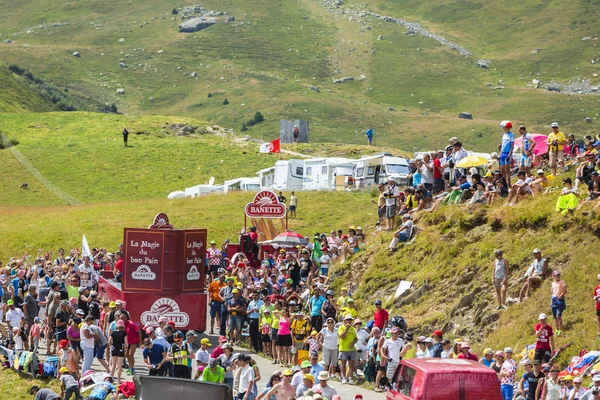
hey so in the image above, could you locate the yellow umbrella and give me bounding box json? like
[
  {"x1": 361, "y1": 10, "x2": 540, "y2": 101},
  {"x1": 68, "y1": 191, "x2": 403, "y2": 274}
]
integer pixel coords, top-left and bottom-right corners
[{"x1": 455, "y1": 155, "x2": 489, "y2": 168}]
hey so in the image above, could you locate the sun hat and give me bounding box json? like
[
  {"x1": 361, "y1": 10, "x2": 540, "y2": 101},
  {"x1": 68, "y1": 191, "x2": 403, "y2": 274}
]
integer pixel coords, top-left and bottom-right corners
[
  {"x1": 301, "y1": 360, "x2": 311, "y2": 368},
  {"x1": 504, "y1": 347, "x2": 513, "y2": 353},
  {"x1": 78, "y1": 286, "x2": 87, "y2": 293},
  {"x1": 495, "y1": 351, "x2": 505, "y2": 358},
  {"x1": 116, "y1": 320, "x2": 125, "y2": 327},
  {"x1": 200, "y1": 338, "x2": 211, "y2": 345},
  {"x1": 6, "y1": 299, "x2": 14, "y2": 306},
  {"x1": 218, "y1": 335, "x2": 228, "y2": 343},
  {"x1": 537, "y1": 169, "x2": 545, "y2": 175},
  {"x1": 574, "y1": 377, "x2": 582, "y2": 383},
  {"x1": 317, "y1": 371, "x2": 330, "y2": 381},
  {"x1": 109, "y1": 301, "x2": 116, "y2": 308},
  {"x1": 304, "y1": 373, "x2": 314, "y2": 383},
  {"x1": 532, "y1": 248, "x2": 541, "y2": 254},
  {"x1": 538, "y1": 313, "x2": 547, "y2": 320},
  {"x1": 186, "y1": 331, "x2": 198, "y2": 338},
  {"x1": 282, "y1": 369, "x2": 294, "y2": 376},
  {"x1": 232, "y1": 288, "x2": 239, "y2": 294},
  {"x1": 76, "y1": 309, "x2": 85, "y2": 315},
  {"x1": 433, "y1": 329, "x2": 443, "y2": 337},
  {"x1": 59, "y1": 367, "x2": 70, "y2": 374},
  {"x1": 563, "y1": 375, "x2": 573, "y2": 381},
  {"x1": 344, "y1": 314, "x2": 353, "y2": 320},
  {"x1": 460, "y1": 342, "x2": 471, "y2": 349},
  {"x1": 374, "y1": 299, "x2": 382, "y2": 305},
  {"x1": 553, "y1": 270, "x2": 561, "y2": 276},
  {"x1": 115, "y1": 300, "x2": 123, "y2": 305},
  {"x1": 145, "y1": 327, "x2": 154, "y2": 335},
  {"x1": 493, "y1": 249, "x2": 503, "y2": 255},
  {"x1": 593, "y1": 374, "x2": 600, "y2": 382},
  {"x1": 354, "y1": 319, "x2": 362, "y2": 325},
  {"x1": 341, "y1": 287, "x2": 348, "y2": 291},
  {"x1": 210, "y1": 240, "x2": 216, "y2": 245}
]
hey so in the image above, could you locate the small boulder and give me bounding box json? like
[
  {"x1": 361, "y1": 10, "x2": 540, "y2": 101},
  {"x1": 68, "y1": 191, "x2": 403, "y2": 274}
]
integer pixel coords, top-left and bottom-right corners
[
  {"x1": 309, "y1": 85, "x2": 320, "y2": 93},
  {"x1": 226, "y1": 16, "x2": 235, "y2": 23},
  {"x1": 377, "y1": 35, "x2": 383, "y2": 40},
  {"x1": 179, "y1": 17, "x2": 216, "y2": 33},
  {"x1": 332, "y1": 77, "x2": 354, "y2": 84},
  {"x1": 388, "y1": 106, "x2": 395, "y2": 111},
  {"x1": 476, "y1": 59, "x2": 489, "y2": 68},
  {"x1": 586, "y1": 117, "x2": 592, "y2": 123},
  {"x1": 72, "y1": 51, "x2": 80, "y2": 57},
  {"x1": 458, "y1": 112, "x2": 473, "y2": 120},
  {"x1": 116, "y1": 88, "x2": 125, "y2": 95},
  {"x1": 191, "y1": 71, "x2": 197, "y2": 78},
  {"x1": 3, "y1": 39, "x2": 13, "y2": 44},
  {"x1": 118, "y1": 38, "x2": 125, "y2": 43}
]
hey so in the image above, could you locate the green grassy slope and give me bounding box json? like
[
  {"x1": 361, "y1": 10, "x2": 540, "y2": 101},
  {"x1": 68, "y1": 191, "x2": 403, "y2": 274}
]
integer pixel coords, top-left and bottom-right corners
[
  {"x1": 0, "y1": 66, "x2": 57, "y2": 112},
  {"x1": 0, "y1": 191, "x2": 374, "y2": 261},
  {"x1": 332, "y1": 180, "x2": 600, "y2": 361},
  {"x1": 0, "y1": 0, "x2": 597, "y2": 151}
]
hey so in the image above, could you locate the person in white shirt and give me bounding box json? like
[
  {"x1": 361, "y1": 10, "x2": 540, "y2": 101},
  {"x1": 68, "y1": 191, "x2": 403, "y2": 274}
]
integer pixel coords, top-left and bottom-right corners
[
  {"x1": 381, "y1": 327, "x2": 404, "y2": 381},
  {"x1": 237, "y1": 355, "x2": 256, "y2": 400},
  {"x1": 388, "y1": 214, "x2": 414, "y2": 251},
  {"x1": 440, "y1": 339, "x2": 453, "y2": 359},
  {"x1": 383, "y1": 179, "x2": 401, "y2": 231},
  {"x1": 354, "y1": 320, "x2": 370, "y2": 368},
  {"x1": 317, "y1": 318, "x2": 339, "y2": 377},
  {"x1": 5, "y1": 300, "x2": 24, "y2": 329},
  {"x1": 505, "y1": 170, "x2": 533, "y2": 206},
  {"x1": 419, "y1": 154, "x2": 435, "y2": 192}
]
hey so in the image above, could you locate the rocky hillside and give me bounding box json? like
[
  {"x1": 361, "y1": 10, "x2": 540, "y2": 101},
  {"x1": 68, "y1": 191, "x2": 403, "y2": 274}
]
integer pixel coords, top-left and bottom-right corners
[{"x1": 333, "y1": 186, "x2": 600, "y2": 358}]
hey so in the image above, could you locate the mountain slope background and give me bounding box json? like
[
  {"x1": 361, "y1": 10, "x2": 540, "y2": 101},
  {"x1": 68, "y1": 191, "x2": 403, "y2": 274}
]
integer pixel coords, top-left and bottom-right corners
[{"x1": 0, "y1": 0, "x2": 598, "y2": 150}]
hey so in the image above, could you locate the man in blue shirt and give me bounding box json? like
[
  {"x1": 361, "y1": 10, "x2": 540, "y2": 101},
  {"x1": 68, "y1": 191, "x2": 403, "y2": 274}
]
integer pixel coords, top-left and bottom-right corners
[
  {"x1": 309, "y1": 288, "x2": 326, "y2": 332},
  {"x1": 499, "y1": 120, "x2": 515, "y2": 185},
  {"x1": 247, "y1": 292, "x2": 264, "y2": 353},
  {"x1": 87, "y1": 376, "x2": 116, "y2": 400},
  {"x1": 142, "y1": 337, "x2": 167, "y2": 376}
]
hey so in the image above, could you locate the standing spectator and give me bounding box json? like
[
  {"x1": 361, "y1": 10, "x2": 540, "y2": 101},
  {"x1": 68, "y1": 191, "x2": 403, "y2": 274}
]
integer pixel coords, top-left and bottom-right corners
[
  {"x1": 457, "y1": 343, "x2": 478, "y2": 360},
  {"x1": 433, "y1": 151, "x2": 445, "y2": 194},
  {"x1": 247, "y1": 292, "x2": 264, "y2": 353},
  {"x1": 289, "y1": 192, "x2": 298, "y2": 219},
  {"x1": 219, "y1": 278, "x2": 235, "y2": 337},
  {"x1": 492, "y1": 249, "x2": 509, "y2": 310},
  {"x1": 551, "y1": 270, "x2": 567, "y2": 336},
  {"x1": 113, "y1": 252, "x2": 123, "y2": 282},
  {"x1": 143, "y1": 337, "x2": 167, "y2": 376},
  {"x1": 518, "y1": 360, "x2": 544, "y2": 400},
  {"x1": 193, "y1": 337, "x2": 211, "y2": 379},
  {"x1": 317, "y1": 317, "x2": 339, "y2": 379},
  {"x1": 594, "y1": 274, "x2": 600, "y2": 341},
  {"x1": 354, "y1": 319, "x2": 369, "y2": 371},
  {"x1": 499, "y1": 347, "x2": 517, "y2": 400},
  {"x1": 519, "y1": 249, "x2": 549, "y2": 302},
  {"x1": 383, "y1": 179, "x2": 401, "y2": 231},
  {"x1": 548, "y1": 122, "x2": 567, "y2": 175},
  {"x1": 430, "y1": 330, "x2": 444, "y2": 358},
  {"x1": 292, "y1": 125, "x2": 299, "y2": 143},
  {"x1": 419, "y1": 154, "x2": 434, "y2": 193},
  {"x1": 122, "y1": 128, "x2": 129, "y2": 147},
  {"x1": 518, "y1": 126, "x2": 536, "y2": 176},
  {"x1": 309, "y1": 288, "x2": 326, "y2": 333},
  {"x1": 277, "y1": 192, "x2": 287, "y2": 204},
  {"x1": 373, "y1": 300, "x2": 388, "y2": 331},
  {"x1": 171, "y1": 331, "x2": 192, "y2": 379},
  {"x1": 227, "y1": 289, "x2": 246, "y2": 344},
  {"x1": 208, "y1": 275, "x2": 226, "y2": 335},
  {"x1": 109, "y1": 320, "x2": 127, "y2": 385},
  {"x1": 237, "y1": 354, "x2": 257, "y2": 400},
  {"x1": 207, "y1": 241, "x2": 223, "y2": 282},
  {"x1": 366, "y1": 127, "x2": 374, "y2": 145},
  {"x1": 276, "y1": 308, "x2": 293, "y2": 367},
  {"x1": 23, "y1": 285, "x2": 39, "y2": 333},
  {"x1": 534, "y1": 313, "x2": 554, "y2": 363},
  {"x1": 5, "y1": 299, "x2": 24, "y2": 330},
  {"x1": 81, "y1": 315, "x2": 96, "y2": 373},
  {"x1": 499, "y1": 121, "x2": 515, "y2": 185},
  {"x1": 338, "y1": 314, "x2": 358, "y2": 384},
  {"x1": 381, "y1": 327, "x2": 403, "y2": 384}
]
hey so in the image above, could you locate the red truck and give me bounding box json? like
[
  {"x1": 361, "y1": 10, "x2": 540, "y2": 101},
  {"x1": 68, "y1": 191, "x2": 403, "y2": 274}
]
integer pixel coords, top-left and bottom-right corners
[{"x1": 386, "y1": 358, "x2": 503, "y2": 400}]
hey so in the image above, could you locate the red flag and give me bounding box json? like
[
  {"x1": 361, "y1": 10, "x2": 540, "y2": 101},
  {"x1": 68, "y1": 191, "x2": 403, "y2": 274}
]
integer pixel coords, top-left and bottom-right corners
[{"x1": 259, "y1": 138, "x2": 281, "y2": 153}]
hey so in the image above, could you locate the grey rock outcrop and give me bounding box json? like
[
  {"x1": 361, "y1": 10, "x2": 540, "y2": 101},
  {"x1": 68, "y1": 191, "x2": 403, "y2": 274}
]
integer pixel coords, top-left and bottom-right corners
[
  {"x1": 179, "y1": 17, "x2": 216, "y2": 33},
  {"x1": 458, "y1": 112, "x2": 473, "y2": 120},
  {"x1": 333, "y1": 77, "x2": 354, "y2": 83}
]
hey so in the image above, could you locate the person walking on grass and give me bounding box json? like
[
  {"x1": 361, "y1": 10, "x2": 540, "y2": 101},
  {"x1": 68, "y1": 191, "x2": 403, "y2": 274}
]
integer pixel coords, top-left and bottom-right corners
[
  {"x1": 122, "y1": 128, "x2": 129, "y2": 147},
  {"x1": 492, "y1": 249, "x2": 509, "y2": 310},
  {"x1": 551, "y1": 270, "x2": 567, "y2": 336},
  {"x1": 366, "y1": 127, "x2": 374, "y2": 145}
]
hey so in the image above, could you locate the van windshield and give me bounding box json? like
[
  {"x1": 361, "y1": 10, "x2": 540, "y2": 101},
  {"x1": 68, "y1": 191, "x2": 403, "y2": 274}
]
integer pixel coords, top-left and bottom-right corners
[
  {"x1": 399, "y1": 366, "x2": 416, "y2": 397},
  {"x1": 386, "y1": 164, "x2": 410, "y2": 174}
]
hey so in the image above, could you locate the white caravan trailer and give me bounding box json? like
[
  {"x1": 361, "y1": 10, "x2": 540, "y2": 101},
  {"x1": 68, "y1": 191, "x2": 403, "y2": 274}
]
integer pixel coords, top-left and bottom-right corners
[
  {"x1": 257, "y1": 167, "x2": 275, "y2": 190},
  {"x1": 302, "y1": 158, "x2": 356, "y2": 191},
  {"x1": 223, "y1": 177, "x2": 261, "y2": 194},
  {"x1": 353, "y1": 155, "x2": 411, "y2": 187},
  {"x1": 272, "y1": 160, "x2": 304, "y2": 191},
  {"x1": 183, "y1": 183, "x2": 224, "y2": 197}
]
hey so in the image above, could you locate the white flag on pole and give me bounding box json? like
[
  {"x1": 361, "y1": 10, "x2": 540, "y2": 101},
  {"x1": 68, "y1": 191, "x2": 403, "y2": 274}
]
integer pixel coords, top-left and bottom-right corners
[{"x1": 82, "y1": 234, "x2": 91, "y2": 257}]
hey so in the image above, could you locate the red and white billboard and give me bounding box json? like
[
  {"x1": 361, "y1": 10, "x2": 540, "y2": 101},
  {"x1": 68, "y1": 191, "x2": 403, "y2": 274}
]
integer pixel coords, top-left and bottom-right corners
[
  {"x1": 122, "y1": 230, "x2": 165, "y2": 292},
  {"x1": 245, "y1": 191, "x2": 287, "y2": 218},
  {"x1": 182, "y1": 230, "x2": 207, "y2": 292}
]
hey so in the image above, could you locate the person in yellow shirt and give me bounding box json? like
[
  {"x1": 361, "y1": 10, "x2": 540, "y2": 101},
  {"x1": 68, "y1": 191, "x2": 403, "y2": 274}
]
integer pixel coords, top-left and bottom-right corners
[
  {"x1": 208, "y1": 275, "x2": 227, "y2": 334},
  {"x1": 338, "y1": 314, "x2": 358, "y2": 384},
  {"x1": 339, "y1": 298, "x2": 358, "y2": 321},
  {"x1": 547, "y1": 122, "x2": 567, "y2": 176},
  {"x1": 337, "y1": 287, "x2": 351, "y2": 309}
]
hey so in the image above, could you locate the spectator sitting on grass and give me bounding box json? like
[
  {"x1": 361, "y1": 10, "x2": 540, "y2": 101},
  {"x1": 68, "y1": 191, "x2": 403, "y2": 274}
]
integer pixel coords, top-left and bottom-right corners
[
  {"x1": 556, "y1": 177, "x2": 579, "y2": 215},
  {"x1": 519, "y1": 249, "x2": 549, "y2": 303},
  {"x1": 388, "y1": 214, "x2": 414, "y2": 252},
  {"x1": 504, "y1": 171, "x2": 533, "y2": 206},
  {"x1": 530, "y1": 170, "x2": 551, "y2": 196}
]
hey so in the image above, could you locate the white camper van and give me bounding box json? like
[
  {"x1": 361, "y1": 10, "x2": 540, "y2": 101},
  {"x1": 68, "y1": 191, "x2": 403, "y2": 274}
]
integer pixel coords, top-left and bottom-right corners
[
  {"x1": 354, "y1": 155, "x2": 411, "y2": 187},
  {"x1": 223, "y1": 177, "x2": 261, "y2": 194},
  {"x1": 257, "y1": 167, "x2": 275, "y2": 190},
  {"x1": 303, "y1": 158, "x2": 356, "y2": 191},
  {"x1": 273, "y1": 160, "x2": 304, "y2": 191},
  {"x1": 183, "y1": 183, "x2": 224, "y2": 197}
]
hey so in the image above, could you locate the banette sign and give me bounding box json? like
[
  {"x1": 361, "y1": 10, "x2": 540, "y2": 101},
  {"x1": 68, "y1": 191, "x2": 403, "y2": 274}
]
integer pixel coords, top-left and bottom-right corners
[{"x1": 245, "y1": 191, "x2": 287, "y2": 219}]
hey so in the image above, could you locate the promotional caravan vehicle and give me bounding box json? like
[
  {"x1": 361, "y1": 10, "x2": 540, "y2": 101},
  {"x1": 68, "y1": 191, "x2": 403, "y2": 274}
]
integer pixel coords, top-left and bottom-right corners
[
  {"x1": 223, "y1": 177, "x2": 261, "y2": 194},
  {"x1": 302, "y1": 157, "x2": 356, "y2": 191},
  {"x1": 386, "y1": 358, "x2": 502, "y2": 400},
  {"x1": 257, "y1": 167, "x2": 276, "y2": 190},
  {"x1": 354, "y1": 155, "x2": 411, "y2": 187},
  {"x1": 272, "y1": 159, "x2": 304, "y2": 191}
]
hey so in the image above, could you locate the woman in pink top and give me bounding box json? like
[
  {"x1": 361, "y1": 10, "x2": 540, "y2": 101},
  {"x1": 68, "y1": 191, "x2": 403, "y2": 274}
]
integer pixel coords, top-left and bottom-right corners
[
  {"x1": 121, "y1": 313, "x2": 141, "y2": 375},
  {"x1": 67, "y1": 317, "x2": 82, "y2": 356},
  {"x1": 276, "y1": 309, "x2": 293, "y2": 367}
]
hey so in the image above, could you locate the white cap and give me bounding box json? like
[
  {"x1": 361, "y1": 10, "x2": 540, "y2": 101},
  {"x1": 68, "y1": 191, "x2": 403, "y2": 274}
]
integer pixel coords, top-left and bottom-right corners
[
  {"x1": 593, "y1": 374, "x2": 600, "y2": 382},
  {"x1": 532, "y1": 248, "x2": 541, "y2": 254},
  {"x1": 504, "y1": 347, "x2": 513, "y2": 353},
  {"x1": 344, "y1": 314, "x2": 354, "y2": 320},
  {"x1": 500, "y1": 120, "x2": 513, "y2": 129},
  {"x1": 551, "y1": 122, "x2": 559, "y2": 127},
  {"x1": 538, "y1": 313, "x2": 547, "y2": 320},
  {"x1": 537, "y1": 169, "x2": 544, "y2": 174},
  {"x1": 597, "y1": 273, "x2": 600, "y2": 281}
]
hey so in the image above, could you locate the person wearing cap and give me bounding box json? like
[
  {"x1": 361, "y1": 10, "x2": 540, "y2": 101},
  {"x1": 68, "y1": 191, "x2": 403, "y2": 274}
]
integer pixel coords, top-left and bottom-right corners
[
  {"x1": 479, "y1": 348, "x2": 494, "y2": 367},
  {"x1": 354, "y1": 319, "x2": 369, "y2": 369},
  {"x1": 290, "y1": 312, "x2": 310, "y2": 364},
  {"x1": 227, "y1": 287, "x2": 246, "y2": 344},
  {"x1": 499, "y1": 121, "x2": 515, "y2": 185},
  {"x1": 88, "y1": 291, "x2": 101, "y2": 325},
  {"x1": 534, "y1": 313, "x2": 555, "y2": 364},
  {"x1": 499, "y1": 347, "x2": 517, "y2": 400},
  {"x1": 316, "y1": 371, "x2": 338, "y2": 399},
  {"x1": 202, "y1": 357, "x2": 225, "y2": 384},
  {"x1": 430, "y1": 329, "x2": 443, "y2": 358},
  {"x1": 556, "y1": 177, "x2": 580, "y2": 215},
  {"x1": 218, "y1": 344, "x2": 236, "y2": 387},
  {"x1": 519, "y1": 360, "x2": 543, "y2": 400},
  {"x1": 248, "y1": 291, "x2": 265, "y2": 353},
  {"x1": 292, "y1": 359, "x2": 312, "y2": 388},
  {"x1": 193, "y1": 337, "x2": 211, "y2": 379},
  {"x1": 296, "y1": 372, "x2": 315, "y2": 397},
  {"x1": 518, "y1": 125, "x2": 536, "y2": 176},
  {"x1": 109, "y1": 320, "x2": 127, "y2": 384},
  {"x1": 587, "y1": 170, "x2": 600, "y2": 202},
  {"x1": 381, "y1": 326, "x2": 404, "y2": 383},
  {"x1": 530, "y1": 169, "x2": 551, "y2": 196},
  {"x1": 457, "y1": 342, "x2": 478, "y2": 361},
  {"x1": 219, "y1": 277, "x2": 236, "y2": 337},
  {"x1": 262, "y1": 368, "x2": 295, "y2": 400},
  {"x1": 171, "y1": 331, "x2": 193, "y2": 379},
  {"x1": 571, "y1": 376, "x2": 586, "y2": 399},
  {"x1": 237, "y1": 354, "x2": 258, "y2": 400},
  {"x1": 581, "y1": 375, "x2": 600, "y2": 400},
  {"x1": 308, "y1": 287, "x2": 326, "y2": 333},
  {"x1": 338, "y1": 313, "x2": 358, "y2": 384},
  {"x1": 492, "y1": 249, "x2": 509, "y2": 310},
  {"x1": 541, "y1": 364, "x2": 561, "y2": 399},
  {"x1": 550, "y1": 270, "x2": 567, "y2": 336},
  {"x1": 561, "y1": 375, "x2": 575, "y2": 399},
  {"x1": 5, "y1": 298, "x2": 24, "y2": 331},
  {"x1": 208, "y1": 275, "x2": 227, "y2": 335},
  {"x1": 143, "y1": 336, "x2": 167, "y2": 377},
  {"x1": 387, "y1": 213, "x2": 414, "y2": 252},
  {"x1": 548, "y1": 122, "x2": 567, "y2": 176},
  {"x1": 371, "y1": 299, "x2": 388, "y2": 331},
  {"x1": 383, "y1": 178, "x2": 401, "y2": 231},
  {"x1": 519, "y1": 249, "x2": 549, "y2": 302},
  {"x1": 337, "y1": 287, "x2": 351, "y2": 309}
]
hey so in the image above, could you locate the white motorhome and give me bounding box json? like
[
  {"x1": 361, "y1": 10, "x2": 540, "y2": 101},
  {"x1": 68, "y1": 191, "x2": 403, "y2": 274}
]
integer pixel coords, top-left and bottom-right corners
[
  {"x1": 257, "y1": 167, "x2": 275, "y2": 190},
  {"x1": 303, "y1": 157, "x2": 356, "y2": 191},
  {"x1": 273, "y1": 160, "x2": 304, "y2": 191},
  {"x1": 223, "y1": 177, "x2": 261, "y2": 194},
  {"x1": 353, "y1": 155, "x2": 411, "y2": 187}
]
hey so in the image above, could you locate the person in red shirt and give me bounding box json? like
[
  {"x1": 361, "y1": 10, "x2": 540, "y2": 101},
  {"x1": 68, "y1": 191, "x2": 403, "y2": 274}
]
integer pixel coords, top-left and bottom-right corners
[
  {"x1": 594, "y1": 274, "x2": 600, "y2": 340},
  {"x1": 113, "y1": 252, "x2": 123, "y2": 281},
  {"x1": 373, "y1": 300, "x2": 389, "y2": 330},
  {"x1": 457, "y1": 343, "x2": 478, "y2": 360},
  {"x1": 432, "y1": 151, "x2": 445, "y2": 194},
  {"x1": 534, "y1": 313, "x2": 554, "y2": 364},
  {"x1": 121, "y1": 313, "x2": 141, "y2": 375}
]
